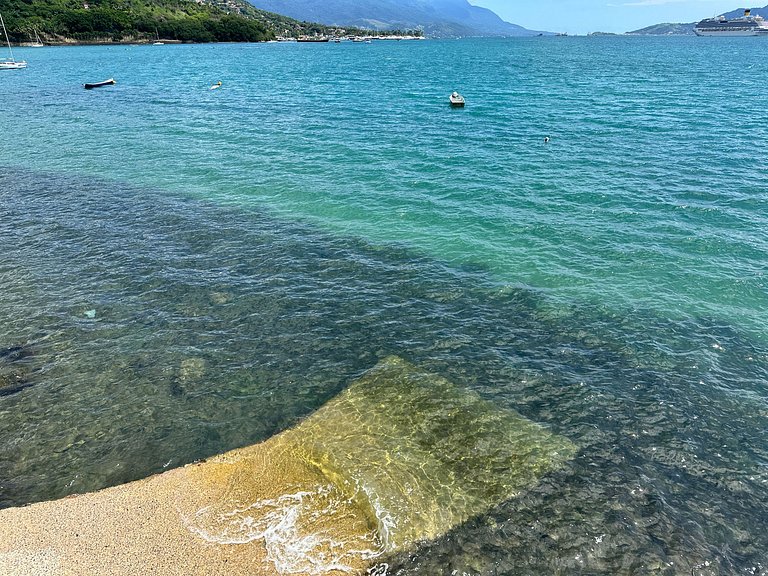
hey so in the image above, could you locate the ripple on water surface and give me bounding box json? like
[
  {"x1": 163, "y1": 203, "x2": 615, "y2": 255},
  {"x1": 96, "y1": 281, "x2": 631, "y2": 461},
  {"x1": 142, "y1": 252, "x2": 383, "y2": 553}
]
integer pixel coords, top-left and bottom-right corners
[
  {"x1": 0, "y1": 168, "x2": 766, "y2": 573},
  {"x1": 1, "y1": 39, "x2": 766, "y2": 340}
]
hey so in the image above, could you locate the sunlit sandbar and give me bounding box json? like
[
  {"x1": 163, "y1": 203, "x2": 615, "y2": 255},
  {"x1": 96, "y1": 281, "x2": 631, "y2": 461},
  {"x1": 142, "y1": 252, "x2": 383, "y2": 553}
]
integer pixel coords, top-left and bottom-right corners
[{"x1": 0, "y1": 356, "x2": 576, "y2": 575}]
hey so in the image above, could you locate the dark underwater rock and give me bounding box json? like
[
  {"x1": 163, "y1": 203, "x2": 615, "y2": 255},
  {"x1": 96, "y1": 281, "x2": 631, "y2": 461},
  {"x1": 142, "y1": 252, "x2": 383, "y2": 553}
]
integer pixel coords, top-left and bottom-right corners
[
  {"x1": 0, "y1": 370, "x2": 33, "y2": 397},
  {"x1": 0, "y1": 345, "x2": 31, "y2": 362},
  {"x1": 0, "y1": 342, "x2": 37, "y2": 396}
]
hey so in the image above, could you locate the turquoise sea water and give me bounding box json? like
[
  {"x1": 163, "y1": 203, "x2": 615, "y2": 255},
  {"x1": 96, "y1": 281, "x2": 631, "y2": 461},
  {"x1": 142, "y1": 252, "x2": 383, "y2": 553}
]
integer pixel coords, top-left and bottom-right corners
[{"x1": 0, "y1": 37, "x2": 767, "y2": 573}]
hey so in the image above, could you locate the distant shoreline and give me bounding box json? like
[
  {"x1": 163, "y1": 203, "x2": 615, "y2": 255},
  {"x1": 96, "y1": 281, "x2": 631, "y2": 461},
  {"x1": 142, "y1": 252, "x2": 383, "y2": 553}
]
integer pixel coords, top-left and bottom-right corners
[
  {"x1": 12, "y1": 36, "x2": 426, "y2": 47},
  {"x1": 14, "y1": 39, "x2": 185, "y2": 47}
]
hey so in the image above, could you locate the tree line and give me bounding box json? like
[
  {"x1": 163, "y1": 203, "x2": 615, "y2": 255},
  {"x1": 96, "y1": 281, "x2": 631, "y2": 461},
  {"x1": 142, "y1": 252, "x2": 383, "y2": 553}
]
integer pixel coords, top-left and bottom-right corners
[{"x1": 0, "y1": 0, "x2": 274, "y2": 43}]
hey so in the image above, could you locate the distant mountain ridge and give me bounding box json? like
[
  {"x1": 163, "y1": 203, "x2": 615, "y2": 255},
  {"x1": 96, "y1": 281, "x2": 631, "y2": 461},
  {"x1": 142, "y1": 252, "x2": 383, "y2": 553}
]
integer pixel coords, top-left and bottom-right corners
[
  {"x1": 714, "y1": 4, "x2": 768, "y2": 19},
  {"x1": 628, "y1": 4, "x2": 768, "y2": 35},
  {"x1": 627, "y1": 22, "x2": 696, "y2": 35},
  {"x1": 245, "y1": 0, "x2": 546, "y2": 37}
]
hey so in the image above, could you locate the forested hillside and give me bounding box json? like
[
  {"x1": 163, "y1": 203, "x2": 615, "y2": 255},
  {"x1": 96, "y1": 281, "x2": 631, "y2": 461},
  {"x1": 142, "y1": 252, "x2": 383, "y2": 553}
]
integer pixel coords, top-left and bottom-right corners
[{"x1": 0, "y1": 0, "x2": 347, "y2": 43}]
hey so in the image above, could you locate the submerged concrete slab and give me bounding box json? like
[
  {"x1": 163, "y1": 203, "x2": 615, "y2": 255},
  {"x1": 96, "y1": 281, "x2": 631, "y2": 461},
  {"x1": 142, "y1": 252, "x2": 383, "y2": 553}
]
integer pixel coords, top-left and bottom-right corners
[{"x1": 0, "y1": 356, "x2": 576, "y2": 575}]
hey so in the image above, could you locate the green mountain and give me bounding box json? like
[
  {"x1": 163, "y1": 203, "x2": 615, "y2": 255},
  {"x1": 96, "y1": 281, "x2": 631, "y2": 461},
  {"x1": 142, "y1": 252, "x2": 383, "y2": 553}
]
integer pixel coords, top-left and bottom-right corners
[
  {"x1": 245, "y1": 0, "x2": 545, "y2": 37},
  {"x1": 627, "y1": 22, "x2": 696, "y2": 35},
  {"x1": 0, "y1": 0, "x2": 356, "y2": 43}
]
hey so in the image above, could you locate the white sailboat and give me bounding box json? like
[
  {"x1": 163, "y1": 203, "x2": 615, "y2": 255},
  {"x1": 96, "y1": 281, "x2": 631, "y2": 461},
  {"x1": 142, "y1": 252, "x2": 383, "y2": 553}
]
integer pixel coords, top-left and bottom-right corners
[
  {"x1": 0, "y1": 12, "x2": 27, "y2": 69},
  {"x1": 30, "y1": 28, "x2": 43, "y2": 47}
]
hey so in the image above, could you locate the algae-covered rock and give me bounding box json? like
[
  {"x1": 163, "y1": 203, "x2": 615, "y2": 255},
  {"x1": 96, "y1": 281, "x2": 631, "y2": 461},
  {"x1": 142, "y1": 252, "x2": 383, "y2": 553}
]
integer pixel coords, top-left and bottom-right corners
[
  {"x1": 282, "y1": 356, "x2": 577, "y2": 550},
  {"x1": 0, "y1": 343, "x2": 35, "y2": 397},
  {"x1": 188, "y1": 356, "x2": 577, "y2": 568},
  {"x1": 0, "y1": 370, "x2": 32, "y2": 397},
  {"x1": 0, "y1": 345, "x2": 29, "y2": 362},
  {"x1": 179, "y1": 357, "x2": 206, "y2": 382}
]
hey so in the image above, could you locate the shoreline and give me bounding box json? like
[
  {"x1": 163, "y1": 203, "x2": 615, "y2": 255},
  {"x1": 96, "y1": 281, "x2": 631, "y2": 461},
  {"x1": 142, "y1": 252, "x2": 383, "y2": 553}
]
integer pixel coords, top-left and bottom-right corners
[
  {"x1": 9, "y1": 34, "x2": 425, "y2": 48},
  {"x1": 0, "y1": 357, "x2": 575, "y2": 576}
]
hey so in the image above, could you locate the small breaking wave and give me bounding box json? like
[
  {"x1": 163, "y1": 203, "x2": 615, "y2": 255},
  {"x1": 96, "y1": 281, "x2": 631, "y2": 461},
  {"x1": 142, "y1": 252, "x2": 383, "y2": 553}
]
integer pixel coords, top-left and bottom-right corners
[{"x1": 185, "y1": 483, "x2": 383, "y2": 575}]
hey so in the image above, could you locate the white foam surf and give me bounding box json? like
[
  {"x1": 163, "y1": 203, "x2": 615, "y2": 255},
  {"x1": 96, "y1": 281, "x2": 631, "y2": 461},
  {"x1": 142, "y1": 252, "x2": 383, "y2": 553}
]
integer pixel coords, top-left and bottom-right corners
[{"x1": 185, "y1": 483, "x2": 383, "y2": 575}]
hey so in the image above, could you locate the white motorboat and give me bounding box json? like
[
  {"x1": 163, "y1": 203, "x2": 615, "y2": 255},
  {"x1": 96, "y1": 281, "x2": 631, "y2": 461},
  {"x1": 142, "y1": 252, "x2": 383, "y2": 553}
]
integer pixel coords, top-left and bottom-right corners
[
  {"x1": 449, "y1": 91, "x2": 465, "y2": 107},
  {"x1": 0, "y1": 12, "x2": 27, "y2": 69}
]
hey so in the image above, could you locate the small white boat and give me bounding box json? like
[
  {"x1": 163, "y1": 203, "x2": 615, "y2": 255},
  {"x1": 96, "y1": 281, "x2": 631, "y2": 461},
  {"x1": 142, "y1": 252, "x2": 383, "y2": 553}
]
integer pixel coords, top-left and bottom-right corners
[
  {"x1": 0, "y1": 12, "x2": 26, "y2": 70},
  {"x1": 449, "y1": 91, "x2": 465, "y2": 107},
  {"x1": 0, "y1": 59, "x2": 25, "y2": 70},
  {"x1": 29, "y1": 29, "x2": 43, "y2": 47},
  {"x1": 209, "y1": 81, "x2": 222, "y2": 90}
]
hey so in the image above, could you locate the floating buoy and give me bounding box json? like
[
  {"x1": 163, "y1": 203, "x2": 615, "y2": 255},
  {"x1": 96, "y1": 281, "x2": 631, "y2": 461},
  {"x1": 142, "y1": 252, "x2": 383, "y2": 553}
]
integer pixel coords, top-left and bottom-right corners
[{"x1": 544, "y1": 136, "x2": 550, "y2": 144}]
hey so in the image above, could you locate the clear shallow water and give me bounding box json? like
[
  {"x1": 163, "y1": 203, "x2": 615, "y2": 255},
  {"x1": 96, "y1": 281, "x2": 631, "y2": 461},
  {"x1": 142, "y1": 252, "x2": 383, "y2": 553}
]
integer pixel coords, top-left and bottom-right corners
[{"x1": 0, "y1": 37, "x2": 767, "y2": 574}]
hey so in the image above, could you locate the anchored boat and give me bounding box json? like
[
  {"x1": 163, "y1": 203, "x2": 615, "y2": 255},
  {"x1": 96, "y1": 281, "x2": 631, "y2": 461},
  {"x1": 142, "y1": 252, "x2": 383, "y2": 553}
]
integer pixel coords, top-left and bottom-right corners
[
  {"x1": 29, "y1": 29, "x2": 43, "y2": 47},
  {"x1": 449, "y1": 91, "x2": 465, "y2": 107},
  {"x1": 0, "y1": 12, "x2": 27, "y2": 70},
  {"x1": 84, "y1": 78, "x2": 116, "y2": 89},
  {"x1": 297, "y1": 35, "x2": 330, "y2": 42}
]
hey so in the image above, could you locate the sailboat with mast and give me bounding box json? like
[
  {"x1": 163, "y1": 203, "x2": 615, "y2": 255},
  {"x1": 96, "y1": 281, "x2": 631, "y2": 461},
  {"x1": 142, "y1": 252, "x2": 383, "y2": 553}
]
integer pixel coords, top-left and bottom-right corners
[
  {"x1": 0, "y1": 12, "x2": 27, "y2": 69},
  {"x1": 29, "y1": 28, "x2": 43, "y2": 47}
]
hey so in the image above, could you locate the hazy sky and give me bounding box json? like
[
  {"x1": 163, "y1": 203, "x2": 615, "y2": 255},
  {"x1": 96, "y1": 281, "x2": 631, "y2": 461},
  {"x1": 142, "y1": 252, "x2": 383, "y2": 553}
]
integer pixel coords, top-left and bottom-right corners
[{"x1": 468, "y1": 1, "x2": 752, "y2": 34}]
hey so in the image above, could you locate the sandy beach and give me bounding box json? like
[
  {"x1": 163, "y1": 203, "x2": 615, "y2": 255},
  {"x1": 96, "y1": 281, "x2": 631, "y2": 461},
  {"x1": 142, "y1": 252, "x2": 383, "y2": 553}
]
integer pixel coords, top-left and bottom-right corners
[{"x1": 0, "y1": 439, "x2": 376, "y2": 576}]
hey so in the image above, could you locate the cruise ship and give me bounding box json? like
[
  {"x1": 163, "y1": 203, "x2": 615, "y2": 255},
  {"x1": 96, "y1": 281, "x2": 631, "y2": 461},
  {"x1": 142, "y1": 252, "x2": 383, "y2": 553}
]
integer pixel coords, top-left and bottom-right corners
[{"x1": 694, "y1": 9, "x2": 768, "y2": 36}]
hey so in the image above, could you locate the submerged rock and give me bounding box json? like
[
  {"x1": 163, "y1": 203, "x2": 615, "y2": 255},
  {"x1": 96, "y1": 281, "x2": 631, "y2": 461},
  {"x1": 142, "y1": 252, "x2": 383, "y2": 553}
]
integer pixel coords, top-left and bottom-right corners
[
  {"x1": 209, "y1": 291, "x2": 232, "y2": 305},
  {"x1": 0, "y1": 370, "x2": 32, "y2": 397},
  {"x1": 186, "y1": 356, "x2": 578, "y2": 568},
  {"x1": 0, "y1": 345, "x2": 32, "y2": 363},
  {"x1": 179, "y1": 358, "x2": 206, "y2": 383},
  {"x1": 0, "y1": 343, "x2": 36, "y2": 397},
  {"x1": 169, "y1": 358, "x2": 207, "y2": 397}
]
